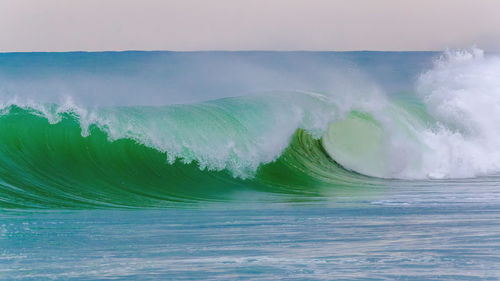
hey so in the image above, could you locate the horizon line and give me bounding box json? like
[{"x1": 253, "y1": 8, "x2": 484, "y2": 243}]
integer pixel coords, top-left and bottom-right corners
[{"x1": 0, "y1": 49, "x2": 446, "y2": 54}]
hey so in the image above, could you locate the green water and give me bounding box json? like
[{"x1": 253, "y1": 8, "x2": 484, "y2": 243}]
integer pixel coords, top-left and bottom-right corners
[{"x1": 0, "y1": 105, "x2": 383, "y2": 209}]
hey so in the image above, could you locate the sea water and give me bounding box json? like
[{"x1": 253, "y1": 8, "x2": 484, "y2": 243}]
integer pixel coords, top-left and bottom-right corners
[{"x1": 1, "y1": 49, "x2": 500, "y2": 280}]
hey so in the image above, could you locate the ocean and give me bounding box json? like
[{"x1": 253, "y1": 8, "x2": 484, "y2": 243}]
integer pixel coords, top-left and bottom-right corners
[{"x1": 1, "y1": 49, "x2": 500, "y2": 280}]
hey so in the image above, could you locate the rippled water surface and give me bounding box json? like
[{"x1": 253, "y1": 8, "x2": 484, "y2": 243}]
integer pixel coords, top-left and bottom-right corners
[{"x1": 3, "y1": 180, "x2": 500, "y2": 280}]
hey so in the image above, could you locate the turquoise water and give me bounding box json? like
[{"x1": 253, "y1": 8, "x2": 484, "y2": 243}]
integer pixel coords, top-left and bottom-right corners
[
  {"x1": 2, "y1": 49, "x2": 500, "y2": 279},
  {"x1": 3, "y1": 182, "x2": 500, "y2": 280}
]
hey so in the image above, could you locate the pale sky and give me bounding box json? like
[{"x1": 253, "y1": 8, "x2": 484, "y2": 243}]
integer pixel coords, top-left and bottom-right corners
[{"x1": 1, "y1": 0, "x2": 500, "y2": 52}]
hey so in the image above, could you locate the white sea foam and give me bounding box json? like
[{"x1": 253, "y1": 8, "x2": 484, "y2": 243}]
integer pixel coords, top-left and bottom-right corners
[{"x1": 414, "y1": 48, "x2": 500, "y2": 178}]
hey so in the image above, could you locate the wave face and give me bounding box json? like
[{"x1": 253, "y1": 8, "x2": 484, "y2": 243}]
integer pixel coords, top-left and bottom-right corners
[
  {"x1": 0, "y1": 95, "x2": 373, "y2": 208},
  {"x1": 0, "y1": 49, "x2": 499, "y2": 208}
]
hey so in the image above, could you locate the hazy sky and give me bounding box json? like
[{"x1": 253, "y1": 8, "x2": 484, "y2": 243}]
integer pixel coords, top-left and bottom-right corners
[{"x1": 1, "y1": 0, "x2": 500, "y2": 52}]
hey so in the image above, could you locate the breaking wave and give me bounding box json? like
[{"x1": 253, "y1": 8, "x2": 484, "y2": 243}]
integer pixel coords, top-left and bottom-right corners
[{"x1": 1, "y1": 48, "x2": 499, "y2": 208}]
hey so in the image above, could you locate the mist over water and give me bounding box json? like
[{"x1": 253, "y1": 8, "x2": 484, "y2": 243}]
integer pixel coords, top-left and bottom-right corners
[{"x1": 0, "y1": 51, "x2": 433, "y2": 106}]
